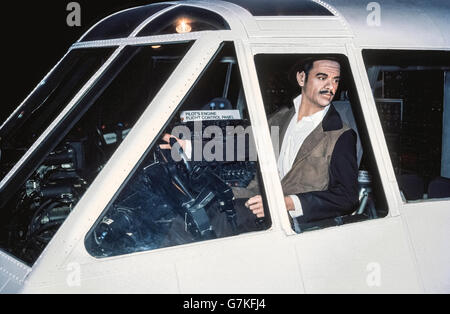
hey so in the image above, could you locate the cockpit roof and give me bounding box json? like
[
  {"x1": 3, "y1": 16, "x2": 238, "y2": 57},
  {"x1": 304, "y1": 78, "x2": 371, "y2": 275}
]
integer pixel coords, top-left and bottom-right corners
[
  {"x1": 78, "y1": 0, "x2": 450, "y2": 49},
  {"x1": 213, "y1": 0, "x2": 335, "y2": 16},
  {"x1": 78, "y1": 0, "x2": 339, "y2": 42}
]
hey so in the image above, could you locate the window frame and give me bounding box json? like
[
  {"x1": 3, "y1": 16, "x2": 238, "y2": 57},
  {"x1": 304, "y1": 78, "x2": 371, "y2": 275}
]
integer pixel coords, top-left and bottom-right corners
[
  {"x1": 22, "y1": 33, "x2": 267, "y2": 264},
  {"x1": 0, "y1": 37, "x2": 204, "y2": 265},
  {"x1": 247, "y1": 43, "x2": 400, "y2": 233},
  {"x1": 81, "y1": 39, "x2": 280, "y2": 259},
  {"x1": 80, "y1": 35, "x2": 284, "y2": 260},
  {"x1": 360, "y1": 48, "x2": 450, "y2": 208}
]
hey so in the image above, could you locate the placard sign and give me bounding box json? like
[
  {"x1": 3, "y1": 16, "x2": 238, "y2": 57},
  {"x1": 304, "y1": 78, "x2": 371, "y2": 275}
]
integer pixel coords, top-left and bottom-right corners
[{"x1": 180, "y1": 110, "x2": 242, "y2": 122}]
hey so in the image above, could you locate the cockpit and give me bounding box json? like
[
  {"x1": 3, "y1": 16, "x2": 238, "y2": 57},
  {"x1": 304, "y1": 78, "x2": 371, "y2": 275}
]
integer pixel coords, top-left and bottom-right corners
[{"x1": 0, "y1": 0, "x2": 448, "y2": 268}]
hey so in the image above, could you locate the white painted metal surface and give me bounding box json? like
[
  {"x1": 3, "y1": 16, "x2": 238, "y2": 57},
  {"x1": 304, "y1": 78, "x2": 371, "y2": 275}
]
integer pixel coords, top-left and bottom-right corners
[{"x1": 1, "y1": 0, "x2": 449, "y2": 294}]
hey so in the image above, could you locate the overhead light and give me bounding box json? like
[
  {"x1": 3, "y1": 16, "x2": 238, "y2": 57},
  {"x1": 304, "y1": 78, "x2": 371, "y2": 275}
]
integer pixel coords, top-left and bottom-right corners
[
  {"x1": 176, "y1": 18, "x2": 192, "y2": 34},
  {"x1": 151, "y1": 45, "x2": 162, "y2": 49}
]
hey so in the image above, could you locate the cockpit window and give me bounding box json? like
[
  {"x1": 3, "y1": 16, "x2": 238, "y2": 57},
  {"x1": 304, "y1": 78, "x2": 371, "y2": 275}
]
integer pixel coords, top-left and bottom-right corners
[
  {"x1": 363, "y1": 50, "x2": 450, "y2": 202},
  {"x1": 85, "y1": 42, "x2": 271, "y2": 259},
  {"x1": 0, "y1": 48, "x2": 115, "y2": 181},
  {"x1": 254, "y1": 53, "x2": 388, "y2": 233},
  {"x1": 137, "y1": 6, "x2": 230, "y2": 37},
  {"x1": 80, "y1": 3, "x2": 173, "y2": 42},
  {"x1": 0, "y1": 42, "x2": 193, "y2": 266}
]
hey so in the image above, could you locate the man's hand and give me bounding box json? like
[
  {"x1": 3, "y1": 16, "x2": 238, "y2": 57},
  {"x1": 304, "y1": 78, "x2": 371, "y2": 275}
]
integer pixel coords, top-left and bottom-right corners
[
  {"x1": 160, "y1": 134, "x2": 186, "y2": 151},
  {"x1": 246, "y1": 195, "x2": 296, "y2": 218},
  {"x1": 284, "y1": 196, "x2": 295, "y2": 212},
  {"x1": 245, "y1": 195, "x2": 265, "y2": 218}
]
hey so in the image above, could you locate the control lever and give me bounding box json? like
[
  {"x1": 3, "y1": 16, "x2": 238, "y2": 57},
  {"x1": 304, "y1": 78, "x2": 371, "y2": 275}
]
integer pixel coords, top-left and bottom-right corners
[
  {"x1": 159, "y1": 141, "x2": 216, "y2": 240},
  {"x1": 182, "y1": 188, "x2": 217, "y2": 239},
  {"x1": 169, "y1": 137, "x2": 191, "y2": 172},
  {"x1": 190, "y1": 167, "x2": 238, "y2": 234},
  {"x1": 210, "y1": 175, "x2": 238, "y2": 234}
]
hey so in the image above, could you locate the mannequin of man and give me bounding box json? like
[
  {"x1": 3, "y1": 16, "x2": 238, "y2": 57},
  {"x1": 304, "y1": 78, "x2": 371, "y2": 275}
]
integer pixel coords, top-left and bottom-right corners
[{"x1": 246, "y1": 57, "x2": 359, "y2": 226}]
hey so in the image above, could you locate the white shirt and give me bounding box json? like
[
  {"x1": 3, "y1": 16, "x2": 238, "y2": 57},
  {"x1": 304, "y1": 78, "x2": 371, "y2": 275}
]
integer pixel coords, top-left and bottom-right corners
[{"x1": 280, "y1": 95, "x2": 330, "y2": 218}]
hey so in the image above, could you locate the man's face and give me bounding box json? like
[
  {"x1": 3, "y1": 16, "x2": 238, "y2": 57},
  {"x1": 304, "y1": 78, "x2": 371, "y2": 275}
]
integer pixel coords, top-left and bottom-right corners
[{"x1": 297, "y1": 60, "x2": 341, "y2": 109}]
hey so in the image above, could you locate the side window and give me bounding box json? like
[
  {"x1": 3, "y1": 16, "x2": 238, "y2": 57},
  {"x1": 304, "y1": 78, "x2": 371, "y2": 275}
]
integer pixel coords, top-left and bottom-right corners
[
  {"x1": 363, "y1": 50, "x2": 450, "y2": 202},
  {"x1": 0, "y1": 42, "x2": 192, "y2": 265},
  {"x1": 254, "y1": 54, "x2": 388, "y2": 233},
  {"x1": 85, "y1": 42, "x2": 271, "y2": 258}
]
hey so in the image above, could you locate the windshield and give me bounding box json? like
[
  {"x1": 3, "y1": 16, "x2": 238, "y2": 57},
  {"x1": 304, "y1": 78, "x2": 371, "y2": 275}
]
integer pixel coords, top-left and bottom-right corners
[
  {"x1": 0, "y1": 42, "x2": 193, "y2": 265},
  {"x1": 0, "y1": 48, "x2": 115, "y2": 181}
]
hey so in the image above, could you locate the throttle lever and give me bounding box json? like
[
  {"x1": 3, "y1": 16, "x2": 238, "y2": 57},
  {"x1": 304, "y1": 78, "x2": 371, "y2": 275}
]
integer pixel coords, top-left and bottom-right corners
[{"x1": 169, "y1": 137, "x2": 191, "y2": 172}]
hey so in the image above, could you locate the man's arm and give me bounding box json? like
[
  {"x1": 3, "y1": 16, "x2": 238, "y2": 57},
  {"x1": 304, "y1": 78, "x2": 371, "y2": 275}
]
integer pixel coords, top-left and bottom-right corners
[{"x1": 295, "y1": 129, "x2": 359, "y2": 224}]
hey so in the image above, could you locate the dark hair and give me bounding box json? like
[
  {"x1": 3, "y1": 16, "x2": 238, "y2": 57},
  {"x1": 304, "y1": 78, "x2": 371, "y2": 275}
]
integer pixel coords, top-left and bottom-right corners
[{"x1": 290, "y1": 56, "x2": 342, "y2": 84}]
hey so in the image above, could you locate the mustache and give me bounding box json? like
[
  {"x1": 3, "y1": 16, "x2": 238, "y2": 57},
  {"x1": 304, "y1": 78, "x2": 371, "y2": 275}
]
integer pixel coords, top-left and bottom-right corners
[{"x1": 320, "y1": 90, "x2": 335, "y2": 96}]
